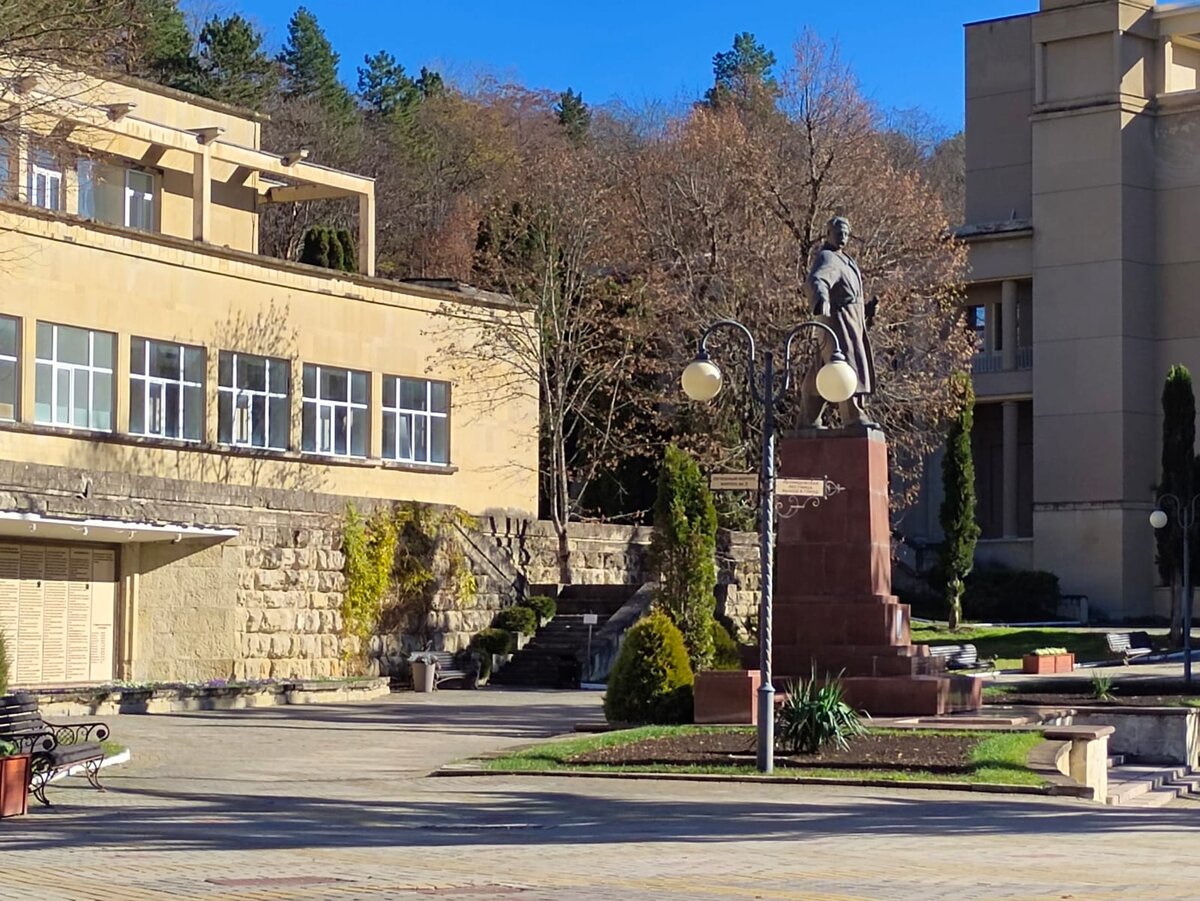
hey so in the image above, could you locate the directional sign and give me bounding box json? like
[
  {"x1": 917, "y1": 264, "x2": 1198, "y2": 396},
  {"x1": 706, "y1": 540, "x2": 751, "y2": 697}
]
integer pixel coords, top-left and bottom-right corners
[
  {"x1": 582, "y1": 613, "x2": 599, "y2": 626},
  {"x1": 710, "y1": 473, "x2": 759, "y2": 491},
  {"x1": 775, "y1": 478, "x2": 826, "y2": 498}
]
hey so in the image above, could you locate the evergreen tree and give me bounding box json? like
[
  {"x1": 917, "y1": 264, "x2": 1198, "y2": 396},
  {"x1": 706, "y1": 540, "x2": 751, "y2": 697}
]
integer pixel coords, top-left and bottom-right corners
[
  {"x1": 938, "y1": 374, "x2": 980, "y2": 630},
  {"x1": 119, "y1": 0, "x2": 196, "y2": 86},
  {"x1": 192, "y1": 15, "x2": 278, "y2": 111},
  {"x1": 300, "y1": 226, "x2": 331, "y2": 268},
  {"x1": 357, "y1": 50, "x2": 419, "y2": 119},
  {"x1": 337, "y1": 229, "x2": 357, "y2": 273},
  {"x1": 1156, "y1": 365, "x2": 1197, "y2": 646},
  {"x1": 650, "y1": 444, "x2": 718, "y2": 670},
  {"x1": 279, "y1": 6, "x2": 355, "y2": 122},
  {"x1": 416, "y1": 67, "x2": 445, "y2": 99},
  {"x1": 555, "y1": 88, "x2": 591, "y2": 142},
  {"x1": 703, "y1": 32, "x2": 779, "y2": 110}
]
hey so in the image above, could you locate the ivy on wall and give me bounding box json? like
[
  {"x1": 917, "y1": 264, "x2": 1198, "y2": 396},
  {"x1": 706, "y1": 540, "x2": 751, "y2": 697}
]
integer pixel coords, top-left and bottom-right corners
[{"x1": 342, "y1": 505, "x2": 399, "y2": 647}]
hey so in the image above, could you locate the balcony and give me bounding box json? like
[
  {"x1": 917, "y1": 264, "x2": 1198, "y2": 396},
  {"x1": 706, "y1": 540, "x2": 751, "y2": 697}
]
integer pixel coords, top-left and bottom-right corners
[{"x1": 972, "y1": 346, "x2": 1032, "y2": 375}]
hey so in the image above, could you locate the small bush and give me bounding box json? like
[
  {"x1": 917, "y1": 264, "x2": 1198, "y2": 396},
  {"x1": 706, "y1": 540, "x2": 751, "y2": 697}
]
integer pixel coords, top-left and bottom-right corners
[
  {"x1": 604, "y1": 612, "x2": 694, "y2": 724},
  {"x1": 1032, "y1": 646, "x2": 1068, "y2": 656},
  {"x1": 0, "y1": 629, "x2": 8, "y2": 696},
  {"x1": 964, "y1": 569, "x2": 1062, "y2": 622},
  {"x1": 776, "y1": 672, "x2": 866, "y2": 755},
  {"x1": 1091, "y1": 671, "x2": 1114, "y2": 701},
  {"x1": 469, "y1": 628, "x2": 514, "y2": 657},
  {"x1": 522, "y1": 595, "x2": 557, "y2": 624},
  {"x1": 492, "y1": 606, "x2": 538, "y2": 635},
  {"x1": 710, "y1": 620, "x2": 741, "y2": 670}
]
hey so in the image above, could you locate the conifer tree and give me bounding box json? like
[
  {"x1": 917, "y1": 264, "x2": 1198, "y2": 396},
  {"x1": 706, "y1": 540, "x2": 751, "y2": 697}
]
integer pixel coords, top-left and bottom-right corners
[
  {"x1": 192, "y1": 15, "x2": 278, "y2": 111},
  {"x1": 555, "y1": 88, "x2": 591, "y2": 142},
  {"x1": 703, "y1": 32, "x2": 779, "y2": 110},
  {"x1": 938, "y1": 374, "x2": 980, "y2": 630},
  {"x1": 357, "y1": 50, "x2": 419, "y2": 119},
  {"x1": 279, "y1": 6, "x2": 355, "y2": 123},
  {"x1": 119, "y1": 0, "x2": 195, "y2": 86},
  {"x1": 1156, "y1": 365, "x2": 1196, "y2": 646},
  {"x1": 650, "y1": 444, "x2": 718, "y2": 670}
]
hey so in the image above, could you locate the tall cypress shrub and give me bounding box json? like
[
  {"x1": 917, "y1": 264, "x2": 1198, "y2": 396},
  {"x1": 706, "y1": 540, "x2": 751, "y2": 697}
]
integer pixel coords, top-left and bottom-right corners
[
  {"x1": 1157, "y1": 365, "x2": 1196, "y2": 646},
  {"x1": 337, "y1": 229, "x2": 357, "y2": 273},
  {"x1": 650, "y1": 444, "x2": 718, "y2": 670},
  {"x1": 938, "y1": 374, "x2": 980, "y2": 630},
  {"x1": 327, "y1": 227, "x2": 346, "y2": 273}
]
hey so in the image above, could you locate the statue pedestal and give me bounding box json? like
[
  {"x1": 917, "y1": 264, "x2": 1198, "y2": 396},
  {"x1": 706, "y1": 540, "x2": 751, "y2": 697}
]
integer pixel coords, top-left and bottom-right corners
[{"x1": 773, "y1": 428, "x2": 980, "y2": 716}]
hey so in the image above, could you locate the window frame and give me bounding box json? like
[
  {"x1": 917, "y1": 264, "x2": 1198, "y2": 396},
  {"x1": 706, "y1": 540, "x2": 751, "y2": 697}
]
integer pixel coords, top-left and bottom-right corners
[
  {"x1": 381, "y1": 375, "x2": 451, "y2": 466},
  {"x1": 28, "y1": 149, "x2": 63, "y2": 211},
  {"x1": 0, "y1": 314, "x2": 19, "y2": 422},
  {"x1": 301, "y1": 363, "x2": 369, "y2": 460},
  {"x1": 34, "y1": 321, "x2": 115, "y2": 432},
  {"x1": 77, "y1": 158, "x2": 157, "y2": 230},
  {"x1": 217, "y1": 351, "x2": 291, "y2": 451},
  {"x1": 129, "y1": 337, "x2": 205, "y2": 443}
]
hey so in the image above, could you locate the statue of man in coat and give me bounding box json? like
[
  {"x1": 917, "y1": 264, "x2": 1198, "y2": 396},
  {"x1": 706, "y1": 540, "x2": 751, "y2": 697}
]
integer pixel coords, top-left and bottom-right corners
[{"x1": 798, "y1": 216, "x2": 878, "y2": 428}]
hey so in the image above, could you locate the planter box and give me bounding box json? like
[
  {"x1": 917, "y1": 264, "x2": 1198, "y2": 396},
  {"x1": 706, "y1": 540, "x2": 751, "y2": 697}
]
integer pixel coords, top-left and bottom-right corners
[
  {"x1": 694, "y1": 670, "x2": 761, "y2": 725},
  {"x1": 1023, "y1": 653, "x2": 1075, "y2": 674},
  {"x1": 0, "y1": 754, "x2": 31, "y2": 818}
]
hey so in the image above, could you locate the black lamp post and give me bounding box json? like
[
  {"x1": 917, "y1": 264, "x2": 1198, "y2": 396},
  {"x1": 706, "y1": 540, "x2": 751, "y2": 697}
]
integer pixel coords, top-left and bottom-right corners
[
  {"x1": 1150, "y1": 494, "x2": 1200, "y2": 687},
  {"x1": 681, "y1": 319, "x2": 857, "y2": 773}
]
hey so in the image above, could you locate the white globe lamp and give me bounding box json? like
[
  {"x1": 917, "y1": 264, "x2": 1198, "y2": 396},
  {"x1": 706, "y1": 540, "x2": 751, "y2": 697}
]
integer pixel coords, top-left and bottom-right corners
[
  {"x1": 1150, "y1": 509, "x2": 1169, "y2": 530},
  {"x1": 681, "y1": 355, "x2": 723, "y2": 402},
  {"x1": 815, "y1": 355, "x2": 859, "y2": 404}
]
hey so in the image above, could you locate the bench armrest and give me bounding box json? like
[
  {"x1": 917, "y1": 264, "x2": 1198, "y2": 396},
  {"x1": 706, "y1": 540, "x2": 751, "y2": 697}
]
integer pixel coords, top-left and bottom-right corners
[
  {"x1": 4, "y1": 728, "x2": 58, "y2": 755},
  {"x1": 41, "y1": 719, "x2": 110, "y2": 746}
]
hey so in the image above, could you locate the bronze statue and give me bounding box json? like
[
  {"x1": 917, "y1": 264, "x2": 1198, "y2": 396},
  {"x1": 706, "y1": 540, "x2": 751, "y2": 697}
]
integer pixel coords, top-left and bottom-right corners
[{"x1": 798, "y1": 216, "x2": 877, "y2": 428}]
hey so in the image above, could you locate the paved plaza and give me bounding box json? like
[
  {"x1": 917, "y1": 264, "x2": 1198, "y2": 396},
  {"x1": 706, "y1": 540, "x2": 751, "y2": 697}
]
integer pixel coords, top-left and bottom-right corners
[{"x1": 1, "y1": 688, "x2": 1199, "y2": 900}]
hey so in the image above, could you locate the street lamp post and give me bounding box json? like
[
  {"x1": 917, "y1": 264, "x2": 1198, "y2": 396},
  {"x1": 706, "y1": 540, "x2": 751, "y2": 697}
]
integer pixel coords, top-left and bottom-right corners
[
  {"x1": 681, "y1": 319, "x2": 858, "y2": 773},
  {"x1": 1150, "y1": 494, "x2": 1200, "y2": 688}
]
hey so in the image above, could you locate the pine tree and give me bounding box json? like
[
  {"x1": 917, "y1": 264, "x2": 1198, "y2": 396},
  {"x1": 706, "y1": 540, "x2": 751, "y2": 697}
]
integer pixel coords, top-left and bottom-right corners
[
  {"x1": 279, "y1": 6, "x2": 355, "y2": 123},
  {"x1": 1156, "y1": 365, "x2": 1196, "y2": 646},
  {"x1": 416, "y1": 67, "x2": 444, "y2": 99},
  {"x1": 703, "y1": 32, "x2": 779, "y2": 110},
  {"x1": 938, "y1": 374, "x2": 980, "y2": 631},
  {"x1": 650, "y1": 444, "x2": 719, "y2": 671},
  {"x1": 555, "y1": 88, "x2": 591, "y2": 142},
  {"x1": 192, "y1": 15, "x2": 278, "y2": 111},
  {"x1": 357, "y1": 50, "x2": 419, "y2": 119},
  {"x1": 119, "y1": 0, "x2": 196, "y2": 86}
]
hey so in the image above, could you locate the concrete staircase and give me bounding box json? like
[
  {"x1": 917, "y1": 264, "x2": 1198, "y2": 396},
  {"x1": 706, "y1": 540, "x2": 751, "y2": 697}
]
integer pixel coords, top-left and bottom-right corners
[
  {"x1": 489, "y1": 586, "x2": 637, "y2": 688},
  {"x1": 1106, "y1": 754, "x2": 1200, "y2": 807}
]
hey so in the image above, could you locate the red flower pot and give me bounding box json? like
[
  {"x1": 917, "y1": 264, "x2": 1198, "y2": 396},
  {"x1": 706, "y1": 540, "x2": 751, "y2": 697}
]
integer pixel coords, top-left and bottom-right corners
[
  {"x1": 1022, "y1": 653, "x2": 1075, "y2": 675},
  {"x1": 0, "y1": 754, "x2": 31, "y2": 818}
]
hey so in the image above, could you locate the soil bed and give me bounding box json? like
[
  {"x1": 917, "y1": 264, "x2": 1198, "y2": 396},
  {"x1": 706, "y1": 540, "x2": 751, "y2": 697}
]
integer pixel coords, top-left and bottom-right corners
[
  {"x1": 991, "y1": 693, "x2": 1199, "y2": 708},
  {"x1": 571, "y1": 731, "x2": 979, "y2": 774}
]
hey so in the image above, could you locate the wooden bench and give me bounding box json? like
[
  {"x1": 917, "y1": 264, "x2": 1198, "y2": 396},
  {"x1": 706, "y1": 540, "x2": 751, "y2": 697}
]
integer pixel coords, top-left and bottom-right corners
[
  {"x1": 926, "y1": 643, "x2": 992, "y2": 671},
  {"x1": 428, "y1": 651, "x2": 479, "y2": 690},
  {"x1": 0, "y1": 693, "x2": 110, "y2": 806},
  {"x1": 1106, "y1": 631, "x2": 1153, "y2": 663}
]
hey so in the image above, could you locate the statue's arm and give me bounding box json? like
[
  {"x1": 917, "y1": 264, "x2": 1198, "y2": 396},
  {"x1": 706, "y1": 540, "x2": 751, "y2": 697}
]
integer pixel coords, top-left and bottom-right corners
[{"x1": 808, "y1": 250, "x2": 838, "y2": 317}]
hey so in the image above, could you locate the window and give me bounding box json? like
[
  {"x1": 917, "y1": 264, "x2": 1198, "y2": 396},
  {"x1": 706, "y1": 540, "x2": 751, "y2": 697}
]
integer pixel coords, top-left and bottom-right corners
[
  {"x1": 968, "y1": 306, "x2": 986, "y2": 351},
  {"x1": 218, "y1": 352, "x2": 290, "y2": 450},
  {"x1": 34, "y1": 323, "x2": 113, "y2": 430},
  {"x1": 78, "y1": 160, "x2": 155, "y2": 230},
  {"x1": 28, "y1": 150, "x2": 62, "y2": 211},
  {"x1": 382, "y1": 376, "x2": 449, "y2": 465},
  {"x1": 130, "y1": 338, "x2": 204, "y2": 441},
  {"x1": 0, "y1": 136, "x2": 11, "y2": 200},
  {"x1": 0, "y1": 315, "x2": 17, "y2": 421},
  {"x1": 302, "y1": 364, "x2": 368, "y2": 458}
]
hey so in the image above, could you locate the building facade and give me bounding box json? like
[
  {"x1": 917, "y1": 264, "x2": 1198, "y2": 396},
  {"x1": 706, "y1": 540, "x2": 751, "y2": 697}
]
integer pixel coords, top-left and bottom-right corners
[
  {"x1": 908, "y1": 0, "x2": 1200, "y2": 620},
  {"x1": 0, "y1": 68, "x2": 539, "y2": 685}
]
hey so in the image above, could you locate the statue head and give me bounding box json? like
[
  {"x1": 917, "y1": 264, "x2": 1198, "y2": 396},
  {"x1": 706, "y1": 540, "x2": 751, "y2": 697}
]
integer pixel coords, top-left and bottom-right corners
[{"x1": 827, "y1": 216, "x2": 851, "y2": 250}]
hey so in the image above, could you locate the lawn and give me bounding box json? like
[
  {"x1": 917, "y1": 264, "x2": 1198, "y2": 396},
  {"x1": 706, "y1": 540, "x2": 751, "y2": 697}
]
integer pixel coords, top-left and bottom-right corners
[
  {"x1": 484, "y1": 725, "x2": 1046, "y2": 787},
  {"x1": 911, "y1": 623, "x2": 1116, "y2": 669}
]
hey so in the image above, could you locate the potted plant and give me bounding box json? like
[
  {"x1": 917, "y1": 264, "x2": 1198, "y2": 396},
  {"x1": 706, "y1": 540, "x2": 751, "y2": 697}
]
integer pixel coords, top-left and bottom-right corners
[
  {"x1": 409, "y1": 650, "x2": 438, "y2": 693},
  {"x1": 1022, "y1": 646, "x2": 1075, "y2": 674},
  {"x1": 0, "y1": 631, "x2": 31, "y2": 818}
]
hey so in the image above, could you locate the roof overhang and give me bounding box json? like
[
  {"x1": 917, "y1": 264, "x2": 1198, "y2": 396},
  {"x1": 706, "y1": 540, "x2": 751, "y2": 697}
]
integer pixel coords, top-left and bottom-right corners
[{"x1": 0, "y1": 512, "x2": 239, "y2": 544}]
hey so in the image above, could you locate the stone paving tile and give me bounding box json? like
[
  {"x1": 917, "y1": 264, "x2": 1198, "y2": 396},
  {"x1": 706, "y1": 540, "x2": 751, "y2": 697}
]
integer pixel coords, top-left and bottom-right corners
[{"x1": 3, "y1": 689, "x2": 1200, "y2": 900}]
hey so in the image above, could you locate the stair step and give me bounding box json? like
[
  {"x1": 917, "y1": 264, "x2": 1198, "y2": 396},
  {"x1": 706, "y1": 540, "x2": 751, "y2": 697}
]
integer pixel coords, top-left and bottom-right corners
[
  {"x1": 1106, "y1": 754, "x2": 1126, "y2": 769},
  {"x1": 1107, "y1": 765, "x2": 1192, "y2": 805}
]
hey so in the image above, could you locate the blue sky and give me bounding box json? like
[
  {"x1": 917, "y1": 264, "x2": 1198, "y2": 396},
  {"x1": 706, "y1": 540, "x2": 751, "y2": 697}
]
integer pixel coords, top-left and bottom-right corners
[{"x1": 220, "y1": 1, "x2": 1036, "y2": 130}]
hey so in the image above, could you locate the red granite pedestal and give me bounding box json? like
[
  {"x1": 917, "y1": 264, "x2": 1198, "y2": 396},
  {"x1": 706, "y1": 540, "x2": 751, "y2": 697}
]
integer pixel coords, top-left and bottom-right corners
[{"x1": 773, "y1": 427, "x2": 980, "y2": 716}]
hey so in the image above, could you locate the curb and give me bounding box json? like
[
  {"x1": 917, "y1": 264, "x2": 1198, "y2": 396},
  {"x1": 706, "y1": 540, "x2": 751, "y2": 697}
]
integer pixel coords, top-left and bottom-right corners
[
  {"x1": 430, "y1": 761, "x2": 1093, "y2": 799},
  {"x1": 47, "y1": 749, "x2": 132, "y2": 785}
]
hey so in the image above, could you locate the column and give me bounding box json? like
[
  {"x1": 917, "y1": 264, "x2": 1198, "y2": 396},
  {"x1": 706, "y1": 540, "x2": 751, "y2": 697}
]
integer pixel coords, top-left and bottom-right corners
[
  {"x1": 1001, "y1": 279, "x2": 1017, "y2": 371},
  {"x1": 192, "y1": 148, "x2": 211, "y2": 242},
  {"x1": 1002, "y1": 400, "x2": 1019, "y2": 538},
  {"x1": 358, "y1": 191, "x2": 376, "y2": 277}
]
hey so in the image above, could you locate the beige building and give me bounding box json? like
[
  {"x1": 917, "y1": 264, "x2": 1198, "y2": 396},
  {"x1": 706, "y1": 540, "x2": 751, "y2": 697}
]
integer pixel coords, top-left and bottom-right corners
[
  {"x1": 908, "y1": 0, "x2": 1200, "y2": 620},
  {"x1": 0, "y1": 68, "x2": 538, "y2": 686}
]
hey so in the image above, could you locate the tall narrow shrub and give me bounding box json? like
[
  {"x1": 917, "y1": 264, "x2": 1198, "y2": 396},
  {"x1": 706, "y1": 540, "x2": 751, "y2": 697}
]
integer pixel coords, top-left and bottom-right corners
[
  {"x1": 0, "y1": 629, "x2": 9, "y2": 696},
  {"x1": 300, "y1": 226, "x2": 331, "y2": 269},
  {"x1": 938, "y1": 374, "x2": 980, "y2": 630},
  {"x1": 603, "y1": 612, "x2": 694, "y2": 724},
  {"x1": 1156, "y1": 365, "x2": 1196, "y2": 646},
  {"x1": 650, "y1": 444, "x2": 718, "y2": 670},
  {"x1": 337, "y1": 228, "x2": 358, "y2": 273}
]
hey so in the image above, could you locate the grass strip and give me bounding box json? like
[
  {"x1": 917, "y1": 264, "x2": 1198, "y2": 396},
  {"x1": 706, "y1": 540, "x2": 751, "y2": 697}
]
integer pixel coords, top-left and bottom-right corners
[{"x1": 910, "y1": 624, "x2": 1114, "y2": 670}]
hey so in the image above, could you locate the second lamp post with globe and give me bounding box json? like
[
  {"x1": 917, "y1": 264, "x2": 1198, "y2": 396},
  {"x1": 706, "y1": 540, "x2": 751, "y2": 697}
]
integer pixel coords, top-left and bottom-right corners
[{"x1": 680, "y1": 319, "x2": 859, "y2": 773}]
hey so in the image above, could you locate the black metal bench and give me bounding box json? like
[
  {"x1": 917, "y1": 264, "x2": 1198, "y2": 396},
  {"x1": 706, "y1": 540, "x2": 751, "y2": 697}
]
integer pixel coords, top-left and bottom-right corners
[
  {"x1": 926, "y1": 643, "x2": 992, "y2": 671},
  {"x1": 1106, "y1": 630, "x2": 1153, "y2": 663},
  {"x1": 429, "y1": 651, "x2": 479, "y2": 690},
  {"x1": 0, "y1": 693, "x2": 110, "y2": 806}
]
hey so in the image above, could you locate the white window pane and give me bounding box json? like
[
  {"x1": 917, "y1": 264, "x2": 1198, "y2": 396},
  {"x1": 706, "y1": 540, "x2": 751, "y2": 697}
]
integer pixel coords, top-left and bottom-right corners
[
  {"x1": 382, "y1": 412, "x2": 396, "y2": 460},
  {"x1": 400, "y1": 379, "x2": 425, "y2": 411},
  {"x1": 130, "y1": 379, "x2": 145, "y2": 434},
  {"x1": 303, "y1": 364, "x2": 316, "y2": 399},
  {"x1": 55, "y1": 368, "x2": 70, "y2": 423},
  {"x1": 164, "y1": 382, "x2": 180, "y2": 437},
  {"x1": 431, "y1": 417, "x2": 449, "y2": 464},
  {"x1": 302, "y1": 402, "x2": 315, "y2": 452},
  {"x1": 58, "y1": 327, "x2": 88, "y2": 365},
  {"x1": 251, "y1": 395, "x2": 266, "y2": 447},
  {"x1": 321, "y1": 368, "x2": 347, "y2": 402},
  {"x1": 35, "y1": 322, "x2": 51, "y2": 360},
  {"x1": 184, "y1": 347, "x2": 204, "y2": 383},
  {"x1": 334, "y1": 406, "x2": 348, "y2": 455},
  {"x1": 183, "y1": 385, "x2": 203, "y2": 441},
  {"x1": 92, "y1": 371, "x2": 112, "y2": 430},
  {"x1": 92, "y1": 332, "x2": 113, "y2": 370},
  {"x1": 34, "y1": 363, "x2": 52, "y2": 423},
  {"x1": 268, "y1": 396, "x2": 289, "y2": 449},
  {"x1": 430, "y1": 382, "x2": 449, "y2": 413},
  {"x1": 218, "y1": 391, "x2": 233, "y2": 443},
  {"x1": 414, "y1": 416, "x2": 428, "y2": 463},
  {"x1": 397, "y1": 413, "x2": 413, "y2": 459},
  {"x1": 351, "y1": 371, "x2": 367, "y2": 405},
  {"x1": 0, "y1": 359, "x2": 16, "y2": 419},
  {"x1": 218, "y1": 352, "x2": 234, "y2": 388},
  {"x1": 383, "y1": 376, "x2": 396, "y2": 408},
  {"x1": 350, "y1": 409, "x2": 366, "y2": 457},
  {"x1": 72, "y1": 368, "x2": 89, "y2": 426},
  {"x1": 239, "y1": 356, "x2": 266, "y2": 391}
]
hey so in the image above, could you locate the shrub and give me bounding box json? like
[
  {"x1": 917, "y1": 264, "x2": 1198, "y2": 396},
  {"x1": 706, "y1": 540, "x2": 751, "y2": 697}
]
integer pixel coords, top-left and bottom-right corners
[
  {"x1": 710, "y1": 620, "x2": 741, "y2": 670},
  {"x1": 522, "y1": 595, "x2": 557, "y2": 625},
  {"x1": 0, "y1": 629, "x2": 8, "y2": 696},
  {"x1": 603, "y1": 612, "x2": 694, "y2": 724},
  {"x1": 492, "y1": 605, "x2": 538, "y2": 635},
  {"x1": 776, "y1": 672, "x2": 867, "y2": 755},
  {"x1": 469, "y1": 628, "x2": 514, "y2": 657},
  {"x1": 963, "y1": 568, "x2": 1062, "y2": 622},
  {"x1": 1091, "y1": 671, "x2": 1114, "y2": 701},
  {"x1": 650, "y1": 444, "x2": 718, "y2": 671}
]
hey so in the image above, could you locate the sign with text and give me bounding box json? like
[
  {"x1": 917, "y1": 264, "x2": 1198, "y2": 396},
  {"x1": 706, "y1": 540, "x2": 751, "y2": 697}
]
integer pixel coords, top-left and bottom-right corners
[
  {"x1": 582, "y1": 613, "x2": 599, "y2": 626},
  {"x1": 775, "y1": 478, "x2": 826, "y2": 498},
  {"x1": 710, "y1": 473, "x2": 759, "y2": 491}
]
